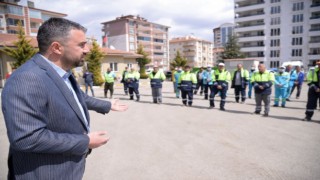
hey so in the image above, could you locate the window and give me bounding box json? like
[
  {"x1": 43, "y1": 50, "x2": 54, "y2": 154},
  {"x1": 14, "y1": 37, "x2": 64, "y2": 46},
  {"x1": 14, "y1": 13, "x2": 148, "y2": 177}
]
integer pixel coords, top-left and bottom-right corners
[
  {"x1": 30, "y1": 22, "x2": 40, "y2": 29},
  {"x1": 128, "y1": 21, "x2": 135, "y2": 26},
  {"x1": 7, "y1": 5, "x2": 23, "y2": 16},
  {"x1": 137, "y1": 36, "x2": 151, "y2": 41},
  {"x1": 292, "y1": 37, "x2": 303, "y2": 45},
  {"x1": 129, "y1": 28, "x2": 134, "y2": 34},
  {"x1": 270, "y1": 50, "x2": 280, "y2": 57},
  {"x1": 29, "y1": 9, "x2": 41, "y2": 19},
  {"x1": 270, "y1": 39, "x2": 280, "y2": 47},
  {"x1": 129, "y1": 36, "x2": 134, "y2": 42},
  {"x1": 129, "y1": 43, "x2": 135, "y2": 50},
  {"x1": 293, "y1": 2, "x2": 304, "y2": 11},
  {"x1": 293, "y1": 14, "x2": 303, "y2": 23},
  {"x1": 153, "y1": 52, "x2": 164, "y2": 56},
  {"x1": 7, "y1": 29, "x2": 17, "y2": 34},
  {"x1": 309, "y1": 48, "x2": 320, "y2": 55},
  {"x1": 42, "y1": 14, "x2": 52, "y2": 21},
  {"x1": 271, "y1": 6, "x2": 281, "y2": 14},
  {"x1": 292, "y1": 49, "x2": 302, "y2": 56},
  {"x1": 110, "y1": 63, "x2": 118, "y2": 71},
  {"x1": 310, "y1": 36, "x2": 320, "y2": 43},
  {"x1": 154, "y1": 38, "x2": 164, "y2": 43},
  {"x1": 292, "y1": 26, "x2": 303, "y2": 34},
  {"x1": 271, "y1": 17, "x2": 281, "y2": 25},
  {"x1": 270, "y1": 61, "x2": 280, "y2": 68},
  {"x1": 271, "y1": 0, "x2": 280, "y2": 3},
  {"x1": 271, "y1": 28, "x2": 280, "y2": 36},
  {"x1": 127, "y1": 63, "x2": 133, "y2": 68},
  {"x1": 6, "y1": 18, "x2": 24, "y2": 26}
]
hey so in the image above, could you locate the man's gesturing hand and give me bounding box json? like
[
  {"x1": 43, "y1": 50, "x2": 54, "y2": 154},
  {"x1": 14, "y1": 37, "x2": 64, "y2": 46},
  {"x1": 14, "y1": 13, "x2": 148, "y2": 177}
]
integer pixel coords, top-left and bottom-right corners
[
  {"x1": 88, "y1": 131, "x2": 109, "y2": 149},
  {"x1": 111, "y1": 99, "x2": 128, "y2": 112}
]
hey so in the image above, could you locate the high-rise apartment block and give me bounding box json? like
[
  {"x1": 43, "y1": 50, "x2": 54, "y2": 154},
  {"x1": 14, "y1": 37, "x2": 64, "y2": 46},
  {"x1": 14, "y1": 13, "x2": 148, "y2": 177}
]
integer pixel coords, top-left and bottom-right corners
[
  {"x1": 101, "y1": 15, "x2": 170, "y2": 70},
  {"x1": 169, "y1": 35, "x2": 213, "y2": 67},
  {"x1": 0, "y1": 0, "x2": 66, "y2": 36},
  {"x1": 234, "y1": 0, "x2": 320, "y2": 68},
  {"x1": 213, "y1": 23, "x2": 234, "y2": 48}
]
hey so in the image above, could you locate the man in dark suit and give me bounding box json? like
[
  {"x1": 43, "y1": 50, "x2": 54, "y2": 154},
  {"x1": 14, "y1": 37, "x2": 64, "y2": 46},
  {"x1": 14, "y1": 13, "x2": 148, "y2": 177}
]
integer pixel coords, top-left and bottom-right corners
[{"x1": 1, "y1": 18, "x2": 128, "y2": 180}]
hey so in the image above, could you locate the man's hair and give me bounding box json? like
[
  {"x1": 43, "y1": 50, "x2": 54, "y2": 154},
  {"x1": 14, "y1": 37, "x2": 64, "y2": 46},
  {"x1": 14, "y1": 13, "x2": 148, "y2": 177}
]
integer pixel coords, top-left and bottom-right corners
[{"x1": 37, "y1": 17, "x2": 87, "y2": 54}]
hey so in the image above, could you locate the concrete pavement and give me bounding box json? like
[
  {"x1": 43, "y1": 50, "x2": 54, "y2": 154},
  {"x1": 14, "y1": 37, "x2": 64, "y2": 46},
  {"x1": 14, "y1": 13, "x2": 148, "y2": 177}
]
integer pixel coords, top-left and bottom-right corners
[{"x1": 1, "y1": 80, "x2": 320, "y2": 179}]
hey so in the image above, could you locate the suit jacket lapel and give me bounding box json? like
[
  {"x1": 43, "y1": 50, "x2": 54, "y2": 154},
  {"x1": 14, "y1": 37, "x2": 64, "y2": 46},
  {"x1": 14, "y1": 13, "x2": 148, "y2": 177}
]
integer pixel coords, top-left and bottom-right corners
[{"x1": 33, "y1": 54, "x2": 89, "y2": 132}]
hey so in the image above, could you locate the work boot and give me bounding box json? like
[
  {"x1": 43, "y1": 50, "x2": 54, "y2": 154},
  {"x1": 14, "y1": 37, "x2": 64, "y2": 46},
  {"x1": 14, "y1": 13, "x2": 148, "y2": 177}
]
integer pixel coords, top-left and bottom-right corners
[
  {"x1": 281, "y1": 104, "x2": 285, "y2": 108},
  {"x1": 302, "y1": 117, "x2": 311, "y2": 121},
  {"x1": 253, "y1": 111, "x2": 260, "y2": 115},
  {"x1": 273, "y1": 104, "x2": 279, "y2": 107},
  {"x1": 220, "y1": 107, "x2": 225, "y2": 111},
  {"x1": 262, "y1": 113, "x2": 269, "y2": 117}
]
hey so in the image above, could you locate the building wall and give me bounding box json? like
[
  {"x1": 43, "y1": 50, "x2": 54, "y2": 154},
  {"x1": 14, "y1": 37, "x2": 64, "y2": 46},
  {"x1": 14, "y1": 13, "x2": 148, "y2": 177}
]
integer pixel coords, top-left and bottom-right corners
[
  {"x1": 0, "y1": 2, "x2": 66, "y2": 36},
  {"x1": 169, "y1": 36, "x2": 213, "y2": 68},
  {"x1": 101, "y1": 55, "x2": 138, "y2": 78},
  {"x1": 102, "y1": 15, "x2": 170, "y2": 70},
  {"x1": 234, "y1": 0, "x2": 320, "y2": 69},
  {"x1": 108, "y1": 34, "x2": 128, "y2": 51}
]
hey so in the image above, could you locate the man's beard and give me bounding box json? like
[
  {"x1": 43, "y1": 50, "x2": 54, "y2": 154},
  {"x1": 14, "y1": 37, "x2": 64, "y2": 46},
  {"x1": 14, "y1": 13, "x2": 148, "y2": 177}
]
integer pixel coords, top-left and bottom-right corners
[{"x1": 73, "y1": 59, "x2": 85, "y2": 67}]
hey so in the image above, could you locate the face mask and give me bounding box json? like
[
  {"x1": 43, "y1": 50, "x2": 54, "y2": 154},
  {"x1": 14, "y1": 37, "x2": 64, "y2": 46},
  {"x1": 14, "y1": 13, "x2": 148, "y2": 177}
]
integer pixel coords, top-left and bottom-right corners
[
  {"x1": 279, "y1": 69, "x2": 284, "y2": 73},
  {"x1": 207, "y1": 68, "x2": 212, "y2": 71},
  {"x1": 251, "y1": 69, "x2": 255, "y2": 72}
]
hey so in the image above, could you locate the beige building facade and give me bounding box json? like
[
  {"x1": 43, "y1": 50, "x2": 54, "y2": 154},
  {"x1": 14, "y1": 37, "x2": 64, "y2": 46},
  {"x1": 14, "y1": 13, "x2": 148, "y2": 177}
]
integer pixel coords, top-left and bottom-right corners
[
  {"x1": 101, "y1": 15, "x2": 170, "y2": 70},
  {"x1": 169, "y1": 36, "x2": 213, "y2": 68}
]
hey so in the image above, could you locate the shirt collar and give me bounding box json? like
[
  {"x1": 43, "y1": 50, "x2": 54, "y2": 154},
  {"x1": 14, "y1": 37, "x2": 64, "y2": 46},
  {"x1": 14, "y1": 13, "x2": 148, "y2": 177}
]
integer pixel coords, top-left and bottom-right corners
[{"x1": 40, "y1": 54, "x2": 71, "y2": 80}]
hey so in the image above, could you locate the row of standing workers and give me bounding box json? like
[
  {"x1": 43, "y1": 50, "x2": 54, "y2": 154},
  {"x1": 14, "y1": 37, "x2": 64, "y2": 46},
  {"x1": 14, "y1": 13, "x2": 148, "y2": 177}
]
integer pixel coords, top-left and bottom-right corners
[{"x1": 89, "y1": 60, "x2": 320, "y2": 121}]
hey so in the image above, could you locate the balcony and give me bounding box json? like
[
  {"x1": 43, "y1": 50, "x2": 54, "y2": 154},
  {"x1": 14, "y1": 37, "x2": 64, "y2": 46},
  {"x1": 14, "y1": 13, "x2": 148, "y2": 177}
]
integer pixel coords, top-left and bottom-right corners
[
  {"x1": 235, "y1": 2, "x2": 265, "y2": 12},
  {"x1": 309, "y1": 54, "x2": 320, "y2": 59},
  {"x1": 310, "y1": 16, "x2": 320, "y2": 19},
  {"x1": 240, "y1": 46, "x2": 265, "y2": 52},
  {"x1": 235, "y1": 14, "x2": 265, "y2": 22},
  {"x1": 311, "y1": 3, "x2": 320, "y2": 7},
  {"x1": 137, "y1": 25, "x2": 151, "y2": 31},
  {"x1": 310, "y1": 27, "x2": 320, "y2": 31},
  {"x1": 238, "y1": 36, "x2": 265, "y2": 42},
  {"x1": 235, "y1": 23, "x2": 265, "y2": 32}
]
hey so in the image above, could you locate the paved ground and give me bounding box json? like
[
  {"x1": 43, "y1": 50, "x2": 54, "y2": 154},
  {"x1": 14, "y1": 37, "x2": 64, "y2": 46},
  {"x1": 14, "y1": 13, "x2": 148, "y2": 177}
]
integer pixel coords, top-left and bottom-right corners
[{"x1": 1, "y1": 80, "x2": 320, "y2": 180}]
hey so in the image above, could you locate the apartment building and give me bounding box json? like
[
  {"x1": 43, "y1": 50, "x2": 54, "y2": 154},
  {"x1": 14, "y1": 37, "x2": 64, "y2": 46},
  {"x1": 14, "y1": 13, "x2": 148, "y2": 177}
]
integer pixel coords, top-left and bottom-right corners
[
  {"x1": 234, "y1": 0, "x2": 320, "y2": 68},
  {"x1": 213, "y1": 23, "x2": 234, "y2": 48},
  {"x1": 0, "y1": 0, "x2": 66, "y2": 87},
  {"x1": 0, "y1": 0, "x2": 66, "y2": 36},
  {"x1": 101, "y1": 15, "x2": 170, "y2": 70},
  {"x1": 169, "y1": 35, "x2": 213, "y2": 67}
]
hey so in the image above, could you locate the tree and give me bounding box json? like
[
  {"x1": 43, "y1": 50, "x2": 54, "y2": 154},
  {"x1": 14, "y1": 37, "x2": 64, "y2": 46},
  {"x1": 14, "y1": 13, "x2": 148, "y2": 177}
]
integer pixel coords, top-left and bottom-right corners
[
  {"x1": 221, "y1": 35, "x2": 245, "y2": 59},
  {"x1": 136, "y1": 44, "x2": 151, "y2": 79},
  {"x1": 85, "y1": 40, "x2": 105, "y2": 86},
  {"x1": 1, "y1": 21, "x2": 37, "y2": 69},
  {"x1": 170, "y1": 50, "x2": 187, "y2": 70}
]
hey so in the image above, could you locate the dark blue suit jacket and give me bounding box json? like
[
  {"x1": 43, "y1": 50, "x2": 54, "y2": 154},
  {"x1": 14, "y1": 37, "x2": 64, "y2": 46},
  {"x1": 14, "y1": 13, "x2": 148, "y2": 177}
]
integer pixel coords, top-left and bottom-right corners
[{"x1": 2, "y1": 53, "x2": 111, "y2": 180}]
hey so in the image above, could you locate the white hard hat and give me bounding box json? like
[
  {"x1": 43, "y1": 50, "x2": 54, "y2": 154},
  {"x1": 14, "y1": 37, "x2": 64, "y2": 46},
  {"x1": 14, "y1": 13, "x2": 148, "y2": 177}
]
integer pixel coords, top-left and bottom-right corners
[{"x1": 218, "y1": 63, "x2": 225, "y2": 66}]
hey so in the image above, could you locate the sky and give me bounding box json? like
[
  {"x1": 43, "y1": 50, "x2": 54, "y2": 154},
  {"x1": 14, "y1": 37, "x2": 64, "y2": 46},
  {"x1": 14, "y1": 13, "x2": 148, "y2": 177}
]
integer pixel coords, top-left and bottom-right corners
[{"x1": 23, "y1": 0, "x2": 234, "y2": 43}]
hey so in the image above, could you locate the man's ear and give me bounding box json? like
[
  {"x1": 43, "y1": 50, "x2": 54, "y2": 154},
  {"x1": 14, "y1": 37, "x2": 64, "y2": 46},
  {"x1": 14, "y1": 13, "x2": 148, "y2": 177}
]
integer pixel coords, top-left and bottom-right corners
[{"x1": 50, "y1": 42, "x2": 63, "y2": 55}]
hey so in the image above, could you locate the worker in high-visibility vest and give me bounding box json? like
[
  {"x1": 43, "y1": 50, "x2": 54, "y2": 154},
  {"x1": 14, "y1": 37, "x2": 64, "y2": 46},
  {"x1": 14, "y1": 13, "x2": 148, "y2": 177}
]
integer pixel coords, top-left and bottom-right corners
[
  {"x1": 231, "y1": 63, "x2": 249, "y2": 103},
  {"x1": 173, "y1": 67, "x2": 183, "y2": 98},
  {"x1": 212, "y1": 63, "x2": 231, "y2": 111},
  {"x1": 285, "y1": 64, "x2": 297, "y2": 101},
  {"x1": 120, "y1": 67, "x2": 129, "y2": 95},
  {"x1": 251, "y1": 63, "x2": 275, "y2": 117},
  {"x1": 248, "y1": 66, "x2": 256, "y2": 99},
  {"x1": 125, "y1": 67, "x2": 140, "y2": 101},
  {"x1": 178, "y1": 65, "x2": 197, "y2": 106},
  {"x1": 104, "y1": 68, "x2": 116, "y2": 98},
  {"x1": 303, "y1": 60, "x2": 320, "y2": 121},
  {"x1": 273, "y1": 66, "x2": 289, "y2": 107},
  {"x1": 149, "y1": 66, "x2": 166, "y2": 103},
  {"x1": 202, "y1": 65, "x2": 215, "y2": 100}
]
